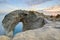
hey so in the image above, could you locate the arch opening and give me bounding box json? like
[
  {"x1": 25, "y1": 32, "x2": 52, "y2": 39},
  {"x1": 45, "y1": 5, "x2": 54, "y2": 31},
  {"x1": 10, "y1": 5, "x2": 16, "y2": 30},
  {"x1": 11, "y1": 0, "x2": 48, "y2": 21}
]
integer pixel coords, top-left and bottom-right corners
[{"x1": 13, "y1": 22, "x2": 23, "y2": 35}]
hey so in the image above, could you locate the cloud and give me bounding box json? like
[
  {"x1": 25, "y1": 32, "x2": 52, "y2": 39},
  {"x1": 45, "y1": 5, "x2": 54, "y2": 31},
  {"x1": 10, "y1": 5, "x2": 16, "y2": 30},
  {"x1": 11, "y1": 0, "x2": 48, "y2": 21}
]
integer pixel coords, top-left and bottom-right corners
[
  {"x1": 0, "y1": 4, "x2": 20, "y2": 13},
  {"x1": 0, "y1": 0, "x2": 7, "y2": 4},
  {"x1": 26, "y1": 0, "x2": 52, "y2": 6},
  {"x1": 27, "y1": 0, "x2": 60, "y2": 10},
  {"x1": 0, "y1": 4, "x2": 31, "y2": 13},
  {"x1": 0, "y1": 0, "x2": 60, "y2": 13}
]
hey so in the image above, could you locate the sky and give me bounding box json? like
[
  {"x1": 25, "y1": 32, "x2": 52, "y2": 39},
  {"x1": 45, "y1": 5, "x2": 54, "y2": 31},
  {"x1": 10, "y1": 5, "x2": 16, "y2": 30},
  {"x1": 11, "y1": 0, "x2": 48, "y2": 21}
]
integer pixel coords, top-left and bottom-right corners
[{"x1": 0, "y1": 0, "x2": 60, "y2": 13}]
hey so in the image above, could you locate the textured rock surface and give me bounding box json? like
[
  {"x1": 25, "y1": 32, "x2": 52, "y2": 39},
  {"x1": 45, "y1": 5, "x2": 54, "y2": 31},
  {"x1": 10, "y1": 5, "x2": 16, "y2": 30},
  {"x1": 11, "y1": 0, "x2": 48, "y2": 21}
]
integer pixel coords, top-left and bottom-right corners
[
  {"x1": 13, "y1": 22, "x2": 60, "y2": 40},
  {"x1": 2, "y1": 10, "x2": 46, "y2": 36},
  {"x1": 0, "y1": 36, "x2": 10, "y2": 40},
  {"x1": 44, "y1": 14, "x2": 60, "y2": 21}
]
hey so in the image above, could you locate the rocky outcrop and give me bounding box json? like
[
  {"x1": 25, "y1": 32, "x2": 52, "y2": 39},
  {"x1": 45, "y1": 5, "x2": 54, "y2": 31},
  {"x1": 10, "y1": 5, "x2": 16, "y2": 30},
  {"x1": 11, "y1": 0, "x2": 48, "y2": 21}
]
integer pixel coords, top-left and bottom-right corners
[
  {"x1": 2, "y1": 10, "x2": 46, "y2": 37},
  {"x1": 0, "y1": 36, "x2": 10, "y2": 40},
  {"x1": 44, "y1": 14, "x2": 60, "y2": 21},
  {"x1": 13, "y1": 22, "x2": 60, "y2": 40}
]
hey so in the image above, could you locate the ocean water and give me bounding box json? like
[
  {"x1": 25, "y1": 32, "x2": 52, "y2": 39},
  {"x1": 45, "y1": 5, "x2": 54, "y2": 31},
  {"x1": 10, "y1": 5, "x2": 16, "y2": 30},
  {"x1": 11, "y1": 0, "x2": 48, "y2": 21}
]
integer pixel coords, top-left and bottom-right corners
[
  {"x1": 13, "y1": 22, "x2": 23, "y2": 35},
  {"x1": 0, "y1": 13, "x2": 6, "y2": 35},
  {"x1": 0, "y1": 13, "x2": 23, "y2": 35}
]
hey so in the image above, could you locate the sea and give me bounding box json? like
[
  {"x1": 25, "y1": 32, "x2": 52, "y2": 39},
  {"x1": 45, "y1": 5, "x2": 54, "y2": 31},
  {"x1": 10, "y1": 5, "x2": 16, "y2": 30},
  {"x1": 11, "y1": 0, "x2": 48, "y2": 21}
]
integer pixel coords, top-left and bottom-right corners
[{"x1": 0, "y1": 13, "x2": 23, "y2": 35}]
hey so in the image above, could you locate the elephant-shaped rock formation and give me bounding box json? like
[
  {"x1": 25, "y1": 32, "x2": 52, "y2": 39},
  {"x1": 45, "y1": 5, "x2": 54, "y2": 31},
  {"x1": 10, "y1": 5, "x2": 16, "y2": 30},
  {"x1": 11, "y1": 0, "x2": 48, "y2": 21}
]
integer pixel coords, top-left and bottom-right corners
[{"x1": 2, "y1": 10, "x2": 47, "y2": 37}]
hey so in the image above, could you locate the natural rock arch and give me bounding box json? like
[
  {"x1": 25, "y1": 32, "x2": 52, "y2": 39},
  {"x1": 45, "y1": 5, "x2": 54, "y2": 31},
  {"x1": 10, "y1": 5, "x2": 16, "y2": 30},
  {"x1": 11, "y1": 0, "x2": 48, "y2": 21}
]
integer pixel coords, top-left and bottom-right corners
[{"x1": 2, "y1": 10, "x2": 47, "y2": 36}]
